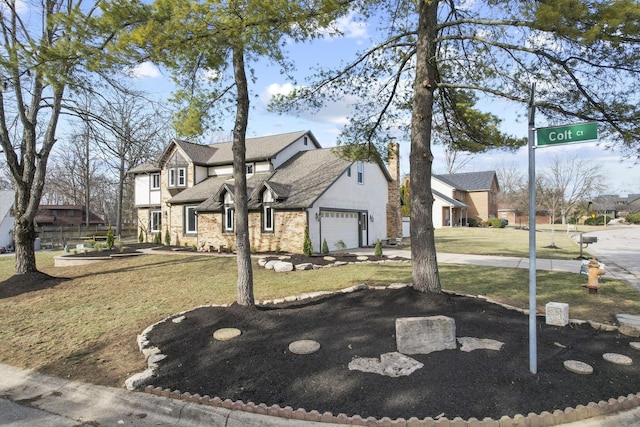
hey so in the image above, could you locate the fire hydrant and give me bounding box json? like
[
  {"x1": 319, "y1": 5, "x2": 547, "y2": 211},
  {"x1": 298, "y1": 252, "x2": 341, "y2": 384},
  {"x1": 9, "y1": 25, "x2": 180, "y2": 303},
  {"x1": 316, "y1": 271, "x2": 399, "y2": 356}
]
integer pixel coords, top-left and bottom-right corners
[{"x1": 585, "y1": 258, "x2": 605, "y2": 294}]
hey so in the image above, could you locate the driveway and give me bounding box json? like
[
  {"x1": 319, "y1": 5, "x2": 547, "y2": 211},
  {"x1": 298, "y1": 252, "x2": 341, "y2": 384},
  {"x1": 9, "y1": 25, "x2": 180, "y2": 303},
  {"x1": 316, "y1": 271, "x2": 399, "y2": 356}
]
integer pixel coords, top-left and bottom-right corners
[{"x1": 580, "y1": 225, "x2": 640, "y2": 292}]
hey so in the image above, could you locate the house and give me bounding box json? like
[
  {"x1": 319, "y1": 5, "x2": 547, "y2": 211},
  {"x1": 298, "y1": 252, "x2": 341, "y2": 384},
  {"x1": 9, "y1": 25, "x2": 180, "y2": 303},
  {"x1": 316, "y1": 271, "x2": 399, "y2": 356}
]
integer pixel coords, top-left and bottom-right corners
[
  {"x1": 431, "y1": 171, "x2": 500, "y2": 228},
  {"x1": 129, "y1": 130, "x2": 398, "y2": 253},
  {"x1": 35, "y1": 205, "x2": 105, "y2": 227},
  {"x1": 0, "y1": 190, "x2": 14, "y2": 251}
]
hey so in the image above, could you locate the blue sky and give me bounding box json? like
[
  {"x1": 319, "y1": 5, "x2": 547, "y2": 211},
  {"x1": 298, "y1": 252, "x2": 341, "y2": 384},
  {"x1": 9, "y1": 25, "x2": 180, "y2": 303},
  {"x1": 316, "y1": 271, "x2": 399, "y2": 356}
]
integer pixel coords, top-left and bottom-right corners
[{"x1": 125, "y1": 10, "x2": 640, "y2": 197}]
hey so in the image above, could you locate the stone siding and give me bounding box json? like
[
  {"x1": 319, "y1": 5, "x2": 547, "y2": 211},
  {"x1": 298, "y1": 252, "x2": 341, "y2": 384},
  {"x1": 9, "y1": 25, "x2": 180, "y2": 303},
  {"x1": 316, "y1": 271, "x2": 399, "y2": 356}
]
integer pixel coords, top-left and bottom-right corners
[{"x1": 198, "y1": 210, "x2": 308, "y2": 253}]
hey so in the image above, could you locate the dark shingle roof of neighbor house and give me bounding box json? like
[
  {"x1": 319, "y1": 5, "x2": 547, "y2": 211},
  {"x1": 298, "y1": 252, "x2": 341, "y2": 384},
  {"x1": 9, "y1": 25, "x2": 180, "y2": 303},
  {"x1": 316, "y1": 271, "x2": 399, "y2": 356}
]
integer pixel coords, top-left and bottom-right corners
[{"x1": 433, "y1": 170, "x2": 498, "y2": 192}]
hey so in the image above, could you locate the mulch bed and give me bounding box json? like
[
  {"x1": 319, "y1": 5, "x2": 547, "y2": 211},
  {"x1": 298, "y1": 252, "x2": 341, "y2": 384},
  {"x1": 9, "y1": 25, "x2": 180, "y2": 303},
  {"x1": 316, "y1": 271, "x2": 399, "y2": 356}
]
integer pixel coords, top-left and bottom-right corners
[
  {"x1": 261, "y1": 253, "x2": 405, "y2": 266},
  {"x1": 144, "y1": 287, "x2": 640, "y2": 421}
]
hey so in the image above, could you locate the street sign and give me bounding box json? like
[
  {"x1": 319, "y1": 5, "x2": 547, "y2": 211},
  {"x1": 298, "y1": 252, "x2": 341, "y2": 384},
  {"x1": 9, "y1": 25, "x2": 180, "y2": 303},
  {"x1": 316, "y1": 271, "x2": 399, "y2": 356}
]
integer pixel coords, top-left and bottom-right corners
[{"x1": 536, "y1": 122, "x2": 598, "y2": 147}]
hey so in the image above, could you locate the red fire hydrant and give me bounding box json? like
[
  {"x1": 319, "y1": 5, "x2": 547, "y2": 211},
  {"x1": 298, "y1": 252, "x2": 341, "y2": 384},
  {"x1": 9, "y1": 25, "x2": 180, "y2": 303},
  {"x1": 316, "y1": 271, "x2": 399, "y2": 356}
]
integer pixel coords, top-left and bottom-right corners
[{"x1": 584, "y1": 258, "x2": 605, "y2": 294}]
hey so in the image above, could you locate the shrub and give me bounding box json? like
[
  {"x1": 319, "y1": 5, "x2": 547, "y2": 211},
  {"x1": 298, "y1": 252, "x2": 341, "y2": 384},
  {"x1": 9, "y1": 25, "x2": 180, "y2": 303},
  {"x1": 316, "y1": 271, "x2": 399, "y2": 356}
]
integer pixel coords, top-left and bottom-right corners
[
  {"x1": 321, "y1": 238, "x2": 329, "y2": 254},
  {"x1": 303, "y1": 227, "x2": 313, "y2": 256},
  {"x1": 106, "y1": 226, "x2": 115, "y2": 249},
  {"x1": 626, "y1": 213, "x2": 640, "y2": 224},
  {"x1": 334, "y1": 240, "x2": 347, "y2": 255},
  {"x1": 114, "y1": 238, "x2": 124, "y2": 251},
  {"x1": 94, "y1": 242, "x2": 104, "y2": 251},
  {"x1": 153, "y1": 233, "x2": 161, "y2": 244},
  {"x1": 374, "y1": 239, "x2": 383, "y2": 256},
  {"x1": 466, "y1": 218, "x2": 479, "y2": 227},
  {"x1": 164, "y1": 228, "x2": 171, "y2": 245},
  {"x1": 487, "y1": 218, "x2": 505, "y2": 228},
  {"x1": 138, "y1": 228, "x2": 144, "y2": 243}
]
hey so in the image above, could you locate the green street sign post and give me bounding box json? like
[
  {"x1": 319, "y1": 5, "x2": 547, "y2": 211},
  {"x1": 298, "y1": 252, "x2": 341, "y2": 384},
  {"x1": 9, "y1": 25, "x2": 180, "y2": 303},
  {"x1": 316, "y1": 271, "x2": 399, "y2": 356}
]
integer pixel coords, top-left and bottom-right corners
[{"x1": 536, "y1": 122, "x2": 598, "y2": 147}]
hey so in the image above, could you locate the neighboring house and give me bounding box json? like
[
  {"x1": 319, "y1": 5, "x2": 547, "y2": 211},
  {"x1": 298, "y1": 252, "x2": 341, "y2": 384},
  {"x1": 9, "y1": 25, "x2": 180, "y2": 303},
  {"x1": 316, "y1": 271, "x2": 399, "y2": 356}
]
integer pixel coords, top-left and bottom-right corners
[
  {"x1": 431, "y1": 171, "x2": 500, "y2": 228},
  {"x1": 0, "y1": 190, "x2": 15, "y2": 251},
  {"x1": 129, "y1": 130, "x2": 396, "y2": 253},
  {"x1": 35, "y1": 205, "x2": 105, "y2": 227}
]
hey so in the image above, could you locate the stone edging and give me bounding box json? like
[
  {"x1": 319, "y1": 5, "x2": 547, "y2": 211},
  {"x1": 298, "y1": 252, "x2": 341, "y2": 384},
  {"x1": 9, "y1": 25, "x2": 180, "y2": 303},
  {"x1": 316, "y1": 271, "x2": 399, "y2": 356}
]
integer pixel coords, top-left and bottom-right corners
[{"x1": 130, "y1": 284, "x2": 636, "y2": 426}]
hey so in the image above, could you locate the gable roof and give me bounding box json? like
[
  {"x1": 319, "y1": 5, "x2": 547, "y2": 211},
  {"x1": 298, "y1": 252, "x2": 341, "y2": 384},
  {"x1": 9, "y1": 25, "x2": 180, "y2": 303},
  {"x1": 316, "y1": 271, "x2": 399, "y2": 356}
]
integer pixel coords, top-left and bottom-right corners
[
  {"x1": 0, "y1": 190, "x2": 14, "y2": 220},
  {"x1": 433, "y1": 171, "x2": 498, "y2": 192},
  {"x1": 204, "y1": 130, "x2": 321, "y2": 165},
  {"x1": 433, "y1": 189, "x2": 467, "y2": 208},
  {"x1": 129, "y1": 161, "x2": 161, "y2": 174}
]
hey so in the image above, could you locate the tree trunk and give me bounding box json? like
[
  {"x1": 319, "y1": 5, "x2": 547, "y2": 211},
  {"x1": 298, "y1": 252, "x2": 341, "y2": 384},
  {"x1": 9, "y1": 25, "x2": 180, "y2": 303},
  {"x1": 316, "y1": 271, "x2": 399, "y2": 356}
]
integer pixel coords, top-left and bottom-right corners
[
  {"x1": 14, "y1": 215, "x2": 38, "y2": 274},
  {"x1": 410, "y1": 0, "x2": 441, "y2": 293},
  {"x1": 232, "y1": 45, "x2": 255, "y2": 306},
  {"x1": 116, "y1": 156, "x2": 125, "y2": 236}
]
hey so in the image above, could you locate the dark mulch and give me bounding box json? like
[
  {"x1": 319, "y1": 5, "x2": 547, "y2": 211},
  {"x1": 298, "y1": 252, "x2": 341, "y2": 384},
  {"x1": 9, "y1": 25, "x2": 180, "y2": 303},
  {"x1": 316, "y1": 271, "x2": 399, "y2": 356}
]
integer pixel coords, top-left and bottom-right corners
[
  {"x1": 0, "y1": 271, "x2": 69, "y2": 299},
  {"x1": 61, "y1": 242, "x2": 159, "y2": 258},
  {"x1": 261, "y1": 253, "x2": 402, "y2": 266},
  {"x1": 144, "y1": 287, "x2": 640, "y2": 421}
]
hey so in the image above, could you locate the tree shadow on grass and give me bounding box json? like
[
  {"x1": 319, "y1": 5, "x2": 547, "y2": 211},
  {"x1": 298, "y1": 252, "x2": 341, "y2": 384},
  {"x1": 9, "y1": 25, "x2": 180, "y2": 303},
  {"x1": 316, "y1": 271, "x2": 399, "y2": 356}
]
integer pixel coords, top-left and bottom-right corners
[{"x1": 0, "y1": 271, "x2": 70, "y2": 299}]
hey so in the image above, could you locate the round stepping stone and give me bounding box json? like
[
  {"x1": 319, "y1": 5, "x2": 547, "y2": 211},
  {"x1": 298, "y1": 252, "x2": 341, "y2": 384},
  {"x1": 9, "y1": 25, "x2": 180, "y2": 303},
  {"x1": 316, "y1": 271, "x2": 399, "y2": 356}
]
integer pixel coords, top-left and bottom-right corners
[
  {"x1": 213, "y1": 328, "x2": 241, "y2": 341},
  {"x1": 288, "y1": 339, "x2": 320, "y2": 355},
  {"x1": 630, "y1": 342, "x2": 640, "y2": 350},
  {"x1": 603, "y1": 353, "x2": 633, "y2": 365},
  {"x1": 563, "y1": 360, "x2": 593, "y2": 375}
]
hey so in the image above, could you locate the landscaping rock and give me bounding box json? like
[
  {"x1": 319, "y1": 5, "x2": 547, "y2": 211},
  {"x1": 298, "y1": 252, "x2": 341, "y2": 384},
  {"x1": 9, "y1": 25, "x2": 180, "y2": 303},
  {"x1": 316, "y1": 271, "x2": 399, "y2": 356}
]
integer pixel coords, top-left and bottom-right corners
[
  {"x1": 457, "y1": 337, "x2": 504, "y2": 352},
  {"x1": 603, "y1": 353, "x2": 633, "y2": 365},
  {"x1": 348, "y1": 352, "x2": 424, "y2": 377},
  {"x1": 563, "y1": 360, "x2": 593, "y2": 374},
  {"x1": 264, "y1": 260, "x2": 278, "y2": 270},
  {"x1": 616, "y1": 314, "x2": 640, "y2": 337},
  {"x1": 396, "y1": 316, "x2": 456, "y2": 355},
  {"x1": 258, "y1": 258, "x2": 268, "y2": 267},
  {"x1": 295, "y1": 263, "x2": 313, "y2": 271},
  {"x1": 274, "y1": 261, "x2": 294, "y2": 272},
  {"x1": 323, "y1": 256, "x2": 336, "y2": 261},
  {"x1": 546, "y1": 302, "x2": 569, "y2": 327},
  {"x1": 213, "y1": 328, "x2": 242, "y2": 341},
  {"x1": 289, "y1": 340, "x2": 321, "y2": 355}
]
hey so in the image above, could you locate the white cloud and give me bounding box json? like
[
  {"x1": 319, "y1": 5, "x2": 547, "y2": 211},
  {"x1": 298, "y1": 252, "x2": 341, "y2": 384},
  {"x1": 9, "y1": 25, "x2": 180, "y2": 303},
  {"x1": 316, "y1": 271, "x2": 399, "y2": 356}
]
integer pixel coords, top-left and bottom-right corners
[
  {"x1": 127, "y1": 61, "x2": 161, "y2": 79},
  {"x1": 334, "y1": 11, "x2": 368, "y2": 40}
]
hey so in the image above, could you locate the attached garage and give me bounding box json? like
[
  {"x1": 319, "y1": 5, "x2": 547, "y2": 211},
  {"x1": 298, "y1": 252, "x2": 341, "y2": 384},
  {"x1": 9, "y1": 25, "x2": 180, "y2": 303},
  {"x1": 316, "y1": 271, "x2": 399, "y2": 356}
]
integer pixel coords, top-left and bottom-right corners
[{"x1": 319, "y1": 210, "x2": 361, "y2": 250}]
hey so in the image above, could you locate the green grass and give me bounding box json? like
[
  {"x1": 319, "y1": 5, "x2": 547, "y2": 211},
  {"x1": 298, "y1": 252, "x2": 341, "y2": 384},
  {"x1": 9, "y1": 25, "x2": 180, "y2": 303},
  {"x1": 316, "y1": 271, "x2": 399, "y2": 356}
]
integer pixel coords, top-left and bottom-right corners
[
  {"x1": 0, "y1": 226, "x2": 636, "y2": 388},
  {"x1": 434, "y1": 226, "x2": 585, "y2": 259}
]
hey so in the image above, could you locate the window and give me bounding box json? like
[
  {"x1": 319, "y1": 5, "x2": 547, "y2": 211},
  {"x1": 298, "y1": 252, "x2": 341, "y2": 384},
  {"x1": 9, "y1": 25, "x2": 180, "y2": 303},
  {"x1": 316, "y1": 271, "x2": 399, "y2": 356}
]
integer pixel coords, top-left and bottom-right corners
[
  {"x1": 263, "y1": 205, "x2": 274, "y2": 232},
  {"x1": 177, "y1": 167, "x2": 186, "y2": 187},
  {"x1": 357, "y1": 161, "x2": 364, "y2": 184},
  {"x1": 224, "y1": 207, "x2": 234, "y2": 232},
  {"x1": 246, "y1": 164, "x2": 254, "y2": 175},
  {"x1": 347, "y1": 166, "x2": 351, "y2": 177},
  {"x1": 168, "y1": 169, "x2": 176, "y2": 187},
  {"x1": 151, "y1": 173, "x2": 160, "y2": 189},
  {"x1": 185, "y1": 206, "x2": 197, "y2": 234},
  {"x1": 150, "y1": 211, "x2": 162, "y2": 233},
  {"x1": 303, "y1": 136, "x2": 308, "y2": 145}
]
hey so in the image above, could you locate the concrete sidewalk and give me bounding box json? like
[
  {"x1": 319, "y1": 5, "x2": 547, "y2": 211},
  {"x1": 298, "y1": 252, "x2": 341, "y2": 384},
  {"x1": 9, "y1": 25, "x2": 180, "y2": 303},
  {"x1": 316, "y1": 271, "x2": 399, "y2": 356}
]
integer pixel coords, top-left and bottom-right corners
[{"x1": 0, "y1": 364, "x2": 334, "y2": 426}]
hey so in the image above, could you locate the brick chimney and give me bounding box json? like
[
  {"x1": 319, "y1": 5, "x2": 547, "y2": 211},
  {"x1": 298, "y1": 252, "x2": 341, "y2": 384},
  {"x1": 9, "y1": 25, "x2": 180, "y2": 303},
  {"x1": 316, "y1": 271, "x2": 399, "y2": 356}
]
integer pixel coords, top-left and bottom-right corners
[{"x1": 386, "y1": 142, "x2": 402, "y2": 239}]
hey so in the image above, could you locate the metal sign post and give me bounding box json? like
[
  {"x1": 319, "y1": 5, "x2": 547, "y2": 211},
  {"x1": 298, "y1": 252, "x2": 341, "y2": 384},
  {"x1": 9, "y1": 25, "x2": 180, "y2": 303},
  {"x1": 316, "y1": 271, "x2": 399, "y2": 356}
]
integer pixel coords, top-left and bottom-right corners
[
  {"x1": 527, "y1": 87, "x2": 598, "y2": 375},
  {"x1": 528, "y1": 83, "x2": 537, "y2": 375}
]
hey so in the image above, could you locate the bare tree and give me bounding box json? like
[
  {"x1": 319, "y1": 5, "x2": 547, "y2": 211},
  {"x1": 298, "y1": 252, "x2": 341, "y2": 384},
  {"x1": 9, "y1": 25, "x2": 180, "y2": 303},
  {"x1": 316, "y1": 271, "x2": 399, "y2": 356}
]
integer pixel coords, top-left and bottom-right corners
[{"x1": 71, "y1": 87, "x2": 169, "y2": 236}]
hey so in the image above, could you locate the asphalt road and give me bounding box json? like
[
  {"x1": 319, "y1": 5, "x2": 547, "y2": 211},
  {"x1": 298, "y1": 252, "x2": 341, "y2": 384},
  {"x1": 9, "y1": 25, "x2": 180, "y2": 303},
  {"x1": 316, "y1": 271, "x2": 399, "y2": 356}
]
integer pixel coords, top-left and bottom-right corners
[{"x1": 580, "y1": 225, "x2": 640, "y2": 291}]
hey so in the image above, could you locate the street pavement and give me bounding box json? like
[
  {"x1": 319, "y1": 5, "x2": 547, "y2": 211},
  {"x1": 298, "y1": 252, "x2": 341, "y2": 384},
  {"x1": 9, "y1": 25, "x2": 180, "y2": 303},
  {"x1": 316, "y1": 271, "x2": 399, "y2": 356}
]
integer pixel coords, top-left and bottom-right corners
[{"x1": 2, "y1": 225, "x2": 639, "y2": 426}]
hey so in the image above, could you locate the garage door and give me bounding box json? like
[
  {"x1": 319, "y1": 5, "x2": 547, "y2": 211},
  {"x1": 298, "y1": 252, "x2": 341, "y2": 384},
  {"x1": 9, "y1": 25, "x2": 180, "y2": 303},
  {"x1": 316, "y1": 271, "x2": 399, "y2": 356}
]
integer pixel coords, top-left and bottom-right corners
[{"x1": 320, "y1": 211, "x2": 360, "y2": 250}]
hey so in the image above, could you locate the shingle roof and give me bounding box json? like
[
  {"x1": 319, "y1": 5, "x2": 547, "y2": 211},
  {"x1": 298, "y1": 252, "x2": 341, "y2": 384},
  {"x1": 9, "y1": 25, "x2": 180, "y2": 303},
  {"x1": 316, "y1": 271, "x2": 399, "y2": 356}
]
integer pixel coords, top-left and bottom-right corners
[
  {"x1": 433, "y1": 189, "x2": 467, "y2": 207},
  {"x1": 167, "y1": 175, "x2": 231, "y2": 205},
  {"x1": 174, "y1": 140, "x2": 217, "y2": 165},
  {"x1": 204, "y1": 130, "x2": 320, "y2": 165},
  {"x1": 129, "y1": 161, "x2": 161, "y2": 174},
  {"x1": 195, "y1": 173, "x2": 271, "y2": 212},
  {"x1": 433, "y1": 171, "x2": 497, "y2": 192}
]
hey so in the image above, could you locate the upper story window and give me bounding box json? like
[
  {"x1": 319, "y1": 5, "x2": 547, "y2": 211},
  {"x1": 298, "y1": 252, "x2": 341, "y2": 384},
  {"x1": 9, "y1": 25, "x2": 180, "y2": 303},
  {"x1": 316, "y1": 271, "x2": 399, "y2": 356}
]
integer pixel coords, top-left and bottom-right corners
[
  {"x1": 151, "y1": 173, "x2": 160, "y2": 190},
  {"x1": 347, "y1": 166, "x2": 351, "y2": 177},
  {"x1": 357, "y1": 161, "x2": 364, "y2": 184},
  {"x1": 303, "y1": 136, "x2": 308, "y2": 146},
  {"x1": 168, "y1": 167, "x2": 187, "y2": 187}
]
